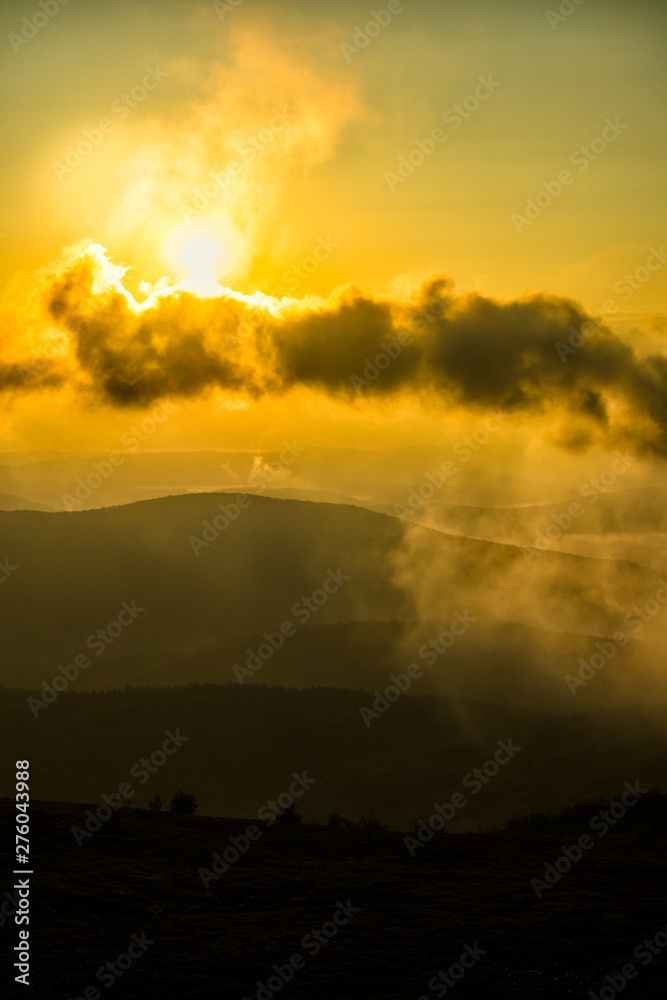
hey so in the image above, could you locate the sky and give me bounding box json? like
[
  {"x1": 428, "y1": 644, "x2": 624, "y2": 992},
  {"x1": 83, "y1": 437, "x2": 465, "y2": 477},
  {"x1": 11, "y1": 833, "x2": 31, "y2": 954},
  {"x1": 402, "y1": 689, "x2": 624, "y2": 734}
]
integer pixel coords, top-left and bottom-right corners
[{"x1": 0, "y1": 0, "x2": 666, "y2": 455}]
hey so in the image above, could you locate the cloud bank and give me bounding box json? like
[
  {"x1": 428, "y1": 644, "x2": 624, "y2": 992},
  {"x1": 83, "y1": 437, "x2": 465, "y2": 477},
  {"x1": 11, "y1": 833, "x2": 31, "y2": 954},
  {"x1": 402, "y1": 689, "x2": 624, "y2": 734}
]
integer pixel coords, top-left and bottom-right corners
[{"x1": 3, "y1": 241, "x2": 666, "y2": 457}]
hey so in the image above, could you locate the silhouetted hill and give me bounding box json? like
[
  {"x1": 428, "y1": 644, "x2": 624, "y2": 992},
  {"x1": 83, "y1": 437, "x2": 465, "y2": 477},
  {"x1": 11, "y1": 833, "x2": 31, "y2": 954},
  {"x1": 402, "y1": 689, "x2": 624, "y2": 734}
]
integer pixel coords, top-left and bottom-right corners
[
  {"x1": 2, "y1": 446, "x2": 665, "y2": 512},
  {"x1": 57, "y1": 617, "x2": 656, "y2": 714},
  {"x1": 0, "y1": 446, "x2": 512, "y2": 510},
  {"x1": 0, "y1": 491, "x2": 51, "y2": 511},
  {"x1": 0, "y1": 494, "x2": 411, "y2": 674},
  {"x1": 384, "y1": 487, "x2": 667, "y2": 540},
  {"x1": 0, "y1": 796, "x2": 665, "y2": 998},
  {"x1": 1, "y1": 494, "x2": 662, "y2": 697},
  {"x1": 3, "y1": 684, "x2": 665, "y2": 831}
]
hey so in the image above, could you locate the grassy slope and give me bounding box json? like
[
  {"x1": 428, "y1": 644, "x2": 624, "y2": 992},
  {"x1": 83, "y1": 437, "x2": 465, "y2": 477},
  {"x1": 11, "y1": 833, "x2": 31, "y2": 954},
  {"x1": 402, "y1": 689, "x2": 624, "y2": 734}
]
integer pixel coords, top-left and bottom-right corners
[{"x1": 0, "y1": 799, "x2": 665, "y2": 999}]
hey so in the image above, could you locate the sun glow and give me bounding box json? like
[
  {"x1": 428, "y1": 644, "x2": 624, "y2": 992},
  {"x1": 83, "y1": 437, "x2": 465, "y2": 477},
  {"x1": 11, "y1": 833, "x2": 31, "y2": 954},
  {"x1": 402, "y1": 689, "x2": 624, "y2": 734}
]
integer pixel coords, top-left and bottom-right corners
[
  {"x1": 180, "y1": 234, "x2": 221, "y2": 273},
  {"x1": 164, "y1": 220, "x2": 242, "y2": 284}
]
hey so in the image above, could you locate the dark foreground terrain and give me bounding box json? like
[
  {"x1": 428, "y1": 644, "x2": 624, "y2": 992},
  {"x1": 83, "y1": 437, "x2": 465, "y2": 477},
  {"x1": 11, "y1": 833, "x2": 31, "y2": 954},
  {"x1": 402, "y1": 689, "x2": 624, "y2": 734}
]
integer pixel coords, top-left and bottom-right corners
[{"x1": 1, "y1": 799, "x2": 666, "y2": 999}]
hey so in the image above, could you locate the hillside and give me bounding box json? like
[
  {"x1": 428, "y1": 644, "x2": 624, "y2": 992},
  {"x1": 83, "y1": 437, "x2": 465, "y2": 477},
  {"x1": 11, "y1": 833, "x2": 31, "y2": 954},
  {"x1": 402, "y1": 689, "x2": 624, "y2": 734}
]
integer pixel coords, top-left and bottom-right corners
[
  {"x1": 385, "y1": 488, "x2": 667, "y2": 540},
  {"x1": 0, "y1": 797, "x2": 665, "y2": 999},
  {"x1": 0, "y1": 491, "x2": 51, "y2": 511},
  {"x1": 41, "y1": 616, "x2": 655, "y2": 714},
  {"x1": 1, "y1": 495, "x2": 663, "y2": 699},
  {"x1": 3, "y1": 684, "x2": 666, "y2": 830}
]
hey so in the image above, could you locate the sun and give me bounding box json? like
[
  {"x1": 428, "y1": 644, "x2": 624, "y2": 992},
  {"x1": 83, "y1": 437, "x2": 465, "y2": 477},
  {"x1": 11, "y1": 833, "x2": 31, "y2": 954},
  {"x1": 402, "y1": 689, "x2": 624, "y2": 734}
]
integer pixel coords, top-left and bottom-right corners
[
  {"x1": 180, "y1": 234, "x2": 222, "y2": 273},
  {"x1": 164, "y1": 220, "x2": 242, "y2": 283}
]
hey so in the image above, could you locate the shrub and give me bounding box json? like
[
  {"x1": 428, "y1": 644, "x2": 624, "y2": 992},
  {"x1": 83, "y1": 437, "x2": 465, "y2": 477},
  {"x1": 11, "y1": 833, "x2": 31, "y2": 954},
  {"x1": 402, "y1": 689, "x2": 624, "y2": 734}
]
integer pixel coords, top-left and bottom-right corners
[
  {"x1": 148, "y1": 795, "x2": 164, "y2": 812},
  {"x1": 277, "y1": 803, "x2": 302, "y2": 824},
  {"x1": 358, "y1": 813, "x2": 390, "y2": 833},
  {"x1": 170, "y1": 791, "x2": 198, "y2": 815}
]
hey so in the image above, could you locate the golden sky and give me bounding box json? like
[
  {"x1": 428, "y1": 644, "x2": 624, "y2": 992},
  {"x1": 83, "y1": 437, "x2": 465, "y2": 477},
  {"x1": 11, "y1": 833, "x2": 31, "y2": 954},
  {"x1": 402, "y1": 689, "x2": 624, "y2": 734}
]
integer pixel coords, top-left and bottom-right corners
[{"x1": 0, "y1": 0, "x2": 666, "y2": 453}]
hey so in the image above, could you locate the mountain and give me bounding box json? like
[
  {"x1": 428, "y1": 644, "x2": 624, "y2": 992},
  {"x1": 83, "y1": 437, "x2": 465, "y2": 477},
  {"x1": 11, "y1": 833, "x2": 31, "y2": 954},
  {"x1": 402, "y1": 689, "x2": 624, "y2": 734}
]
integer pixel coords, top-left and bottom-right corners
[
  {"x1": 2, "y1": 446, "x2": 665, "y2": 512},
  {"x1": 2, "y1": 684, "x2": 665, "y2": 830},
  {"x1": 36, "y1": 617, "x2": 651, "y2": 715},
  {"x1": 1, "y1": 494, "x2": 663, "y2": 709},
  {"x1": 421, "y1": 488, "x2": 667, "y2": 539},
  {"x1": 0, "y1": 490, "x2": 52, "y2": 511}
]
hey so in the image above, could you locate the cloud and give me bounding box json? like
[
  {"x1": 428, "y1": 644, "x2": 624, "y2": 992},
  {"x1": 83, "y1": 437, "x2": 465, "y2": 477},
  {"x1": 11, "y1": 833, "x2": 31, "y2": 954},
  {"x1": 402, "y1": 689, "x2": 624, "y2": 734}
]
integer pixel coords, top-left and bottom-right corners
[
  {"x1": 0, "y1": 360, "x2": 64, "y2": 394},
  {"x1": 105, "y1": 25, "x2": 365, "y2": 276},
  {"x1": 3, "y1": 241, "x2": 667, "y2": 457}
]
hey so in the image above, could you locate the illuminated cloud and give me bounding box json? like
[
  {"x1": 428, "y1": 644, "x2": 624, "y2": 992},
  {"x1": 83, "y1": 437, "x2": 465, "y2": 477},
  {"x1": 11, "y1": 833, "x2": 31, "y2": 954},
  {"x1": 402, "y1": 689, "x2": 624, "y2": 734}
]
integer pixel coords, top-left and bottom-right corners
[
  {"x1": 1, "y1": 241, "x2": 658, "y2": 457},
  {"x1": 104, "y1": 27, "x2": 366, "y2": 281}
]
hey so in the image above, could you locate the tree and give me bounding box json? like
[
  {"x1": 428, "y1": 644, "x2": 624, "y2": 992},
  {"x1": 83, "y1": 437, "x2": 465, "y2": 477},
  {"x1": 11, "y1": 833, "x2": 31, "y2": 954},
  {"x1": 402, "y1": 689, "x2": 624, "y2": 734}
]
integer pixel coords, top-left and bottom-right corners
[
  {"x1": 277, "y1": 803, "x2": 302, "y2": 825},
  {"x1": 170, "y1": 791, "x2": 198, "y2": 815}
]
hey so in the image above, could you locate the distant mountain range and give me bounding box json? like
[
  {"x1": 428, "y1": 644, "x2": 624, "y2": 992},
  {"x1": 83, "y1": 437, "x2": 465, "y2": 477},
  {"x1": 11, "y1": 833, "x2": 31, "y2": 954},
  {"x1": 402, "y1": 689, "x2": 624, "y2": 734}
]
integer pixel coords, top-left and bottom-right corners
[
  {"x1": 1, "y1": 683, "x2": 664, "y2": 830},
  {"x1": 0, "y1": 490, "x2": 52, "y2": 511},
  {"x1": 1, "y1": 493, "x2": 664, "y2": 712}
]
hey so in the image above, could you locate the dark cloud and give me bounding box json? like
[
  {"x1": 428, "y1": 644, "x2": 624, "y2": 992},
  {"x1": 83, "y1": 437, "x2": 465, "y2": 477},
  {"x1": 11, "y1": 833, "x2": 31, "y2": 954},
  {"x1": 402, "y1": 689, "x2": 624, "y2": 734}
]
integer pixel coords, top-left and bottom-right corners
[
  {"x1": 0, "y1": 360, "x2": 64, "y2": 394},
  {"x1": 46, "y1": 253, "x2": 262, "y2": 406},
  {"x1": 274, "y1": 294, "x2": 421, "y2": 393},
  {"x1": 22, "y1": 245, "x2": 667, "y2": 454}
]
